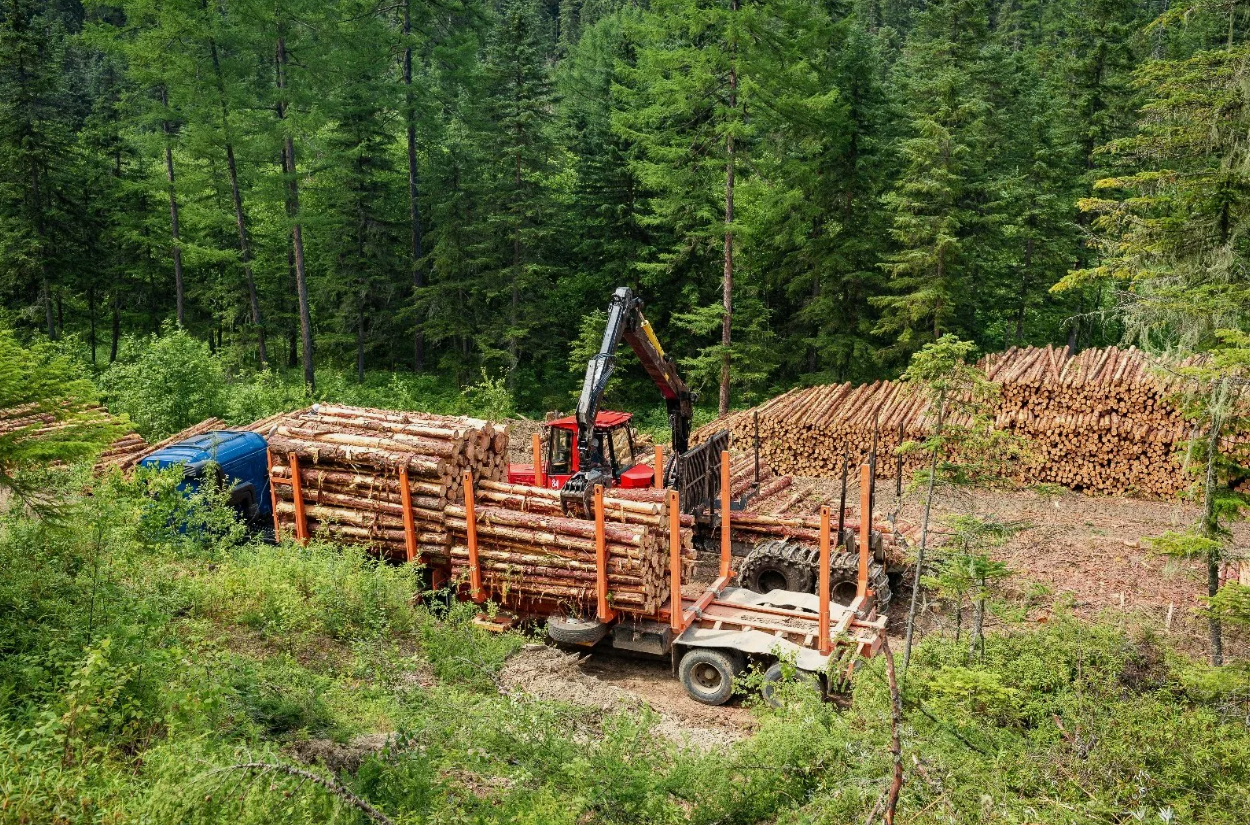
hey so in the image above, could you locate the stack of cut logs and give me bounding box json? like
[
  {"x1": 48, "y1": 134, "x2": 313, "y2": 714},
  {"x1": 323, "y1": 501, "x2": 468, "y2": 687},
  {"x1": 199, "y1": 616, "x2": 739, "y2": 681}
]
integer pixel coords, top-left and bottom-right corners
[
  {"x1": 981, "y1": 345, "x2": 1200, "y2": 497},
  {"x1": 695, "y1": 345, "x2": 1249, "y2": 498},
  {"x1": 702, "y1": 382, "x2": 932, "y2": 481},
  {"x1": 267, "y1": 404, "x2": 507, "y2": 562},
  {"x1": 447, "y1": 481, "x2": 694, "y2": 614}
]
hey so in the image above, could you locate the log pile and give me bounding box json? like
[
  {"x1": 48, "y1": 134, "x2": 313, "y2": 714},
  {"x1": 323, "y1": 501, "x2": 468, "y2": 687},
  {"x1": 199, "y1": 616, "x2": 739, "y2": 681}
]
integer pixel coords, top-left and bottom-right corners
[
  {"x1": 699, "y1": 382, "x2": 931, "y2": 481},
  {"x1": 446, "y1": 481, "x2": 695, "y2": 614},
  {"x1": 695, "y1": 345, "x2": 1250, "y2": 498},
  {"x1": 94, "y1": 432, "x2": 148, "y2": 469},
  {"x1": 982, "y1": 346, "x2": 1197, "y2": 496},
  {"x1": 268, "y1": 405, "x2": 508, "y2": 561},
  {"x1": 268, "y1": 404, "x2": 690, "y2": 613}
]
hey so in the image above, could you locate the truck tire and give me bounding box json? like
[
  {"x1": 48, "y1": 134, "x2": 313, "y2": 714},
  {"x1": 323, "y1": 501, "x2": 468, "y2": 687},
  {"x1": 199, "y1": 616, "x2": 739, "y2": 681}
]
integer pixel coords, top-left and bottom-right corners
[
  {"x1": 679, "y1": 648, "x2": 746, "y2": 706},
  {"x1": 828, "y1": 553, "x2": 891, "y2": 613},
  {"x1": 738, "y1": 540, "x2": 816, "y2": 594},
  {"x1": 760, "y1": 661, "x2": 824, "y2": 708},
  {"x1": 547, "y1": 615, "x2": 609, "y2": 646}
]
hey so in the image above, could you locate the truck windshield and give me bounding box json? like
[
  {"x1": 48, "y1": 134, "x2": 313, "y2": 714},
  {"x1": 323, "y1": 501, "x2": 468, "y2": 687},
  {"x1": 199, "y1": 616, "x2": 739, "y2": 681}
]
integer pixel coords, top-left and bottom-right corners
[
  {"x1": 548, "y1": 427, "x2": 573, "y2": 475},
  {"x1": 609, "y1": 427, "x2": 634, "y2": 474}
]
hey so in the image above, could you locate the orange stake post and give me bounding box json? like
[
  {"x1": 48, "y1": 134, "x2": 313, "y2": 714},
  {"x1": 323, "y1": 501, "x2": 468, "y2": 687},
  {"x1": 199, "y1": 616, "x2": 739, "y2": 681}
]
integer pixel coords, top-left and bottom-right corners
[
  {"x1": 594, "y1": 485, "x2": 615, "y2": 622},
  {"x1": 532, "y1": 432, "x2": 545, "y2": 488},
  {"x1": 398, "y1": 467, "x2": 417, "y2": 563},
  {"x1": 463, "y1": 471, "x2": 483, "y2": 602},
  {"x1": 654, "y1": 445, "x2": 664, "y2": 489},
  {"x1": 857, "y1": 463, "x2": 871, "y2": 605},
  {"x1": 288, "y1": 452, "x2": 309, "y2": 543},
  {"x1": 819, "y1": 505, "x2": 832, "y2": 654},
  {"x1": 668, "y1": 489, "x2": 683, "y2": 633},
  {"x1": 266, "y1": 449, "x2": 282, "y2": 543},
  {"x1": 719, "y1": 449, "x2": 732, "y2": 581}
]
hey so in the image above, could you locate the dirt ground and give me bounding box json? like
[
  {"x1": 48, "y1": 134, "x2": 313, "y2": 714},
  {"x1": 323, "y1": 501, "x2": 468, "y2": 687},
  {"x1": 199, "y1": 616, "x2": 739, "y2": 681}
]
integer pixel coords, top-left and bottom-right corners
[
  {"x1": 890, "y1": 485, "x2": 1248, "y2": 654},
  {"x1": 498, "y1": 644, "x2": 752, "y2": 750}
]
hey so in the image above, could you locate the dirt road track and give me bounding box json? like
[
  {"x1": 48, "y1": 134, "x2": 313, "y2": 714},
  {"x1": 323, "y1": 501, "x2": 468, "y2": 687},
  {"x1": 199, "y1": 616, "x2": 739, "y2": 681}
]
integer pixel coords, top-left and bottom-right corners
[{"x1": 499, "y1": 644, "x2": 754, "y2": 750}]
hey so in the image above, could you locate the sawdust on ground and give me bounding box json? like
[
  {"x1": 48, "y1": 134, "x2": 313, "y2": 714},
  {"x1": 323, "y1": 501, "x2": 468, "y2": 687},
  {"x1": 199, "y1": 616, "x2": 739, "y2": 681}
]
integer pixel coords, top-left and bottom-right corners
[{"x1": 498, "y1": 643, "x2": 752, "y2": 751}]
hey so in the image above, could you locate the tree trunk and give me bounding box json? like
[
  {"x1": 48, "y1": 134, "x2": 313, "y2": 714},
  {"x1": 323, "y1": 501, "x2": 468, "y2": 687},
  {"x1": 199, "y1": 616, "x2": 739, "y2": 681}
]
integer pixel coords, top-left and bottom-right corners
[
  {"x1": 357, "y1": 304, "x2": 366, "y2": 383},
  {"x1": 1202, "y1": 380, "x2": 1227, "y2": 666},
  {"x1": 720, "y1": 3, "x2": 738, "y2": 418},
  {"x1": 403, "y1": 0, "x2": 425, "y2": 373},
  {"x1": 509, "y1": 148, "x2": 522, "y2": 381},
  {"x1": 87, "y1": 284, "x2": 96, "y2": 364},
  {"x1": 208, "y1": 32, "x2": 267, "y2": 365},
  {"x1": 969, "y1": 581, "x2": 984, "y2": 659},
  {"x1": 160, "y1": 86, "x2": 186, "y2": 327},
  {"x1": 1015, "y1": 237, "x2": 1032, "y2": 344},
  {"x1": 31, "y1": 172, "x2": 55, "y2": 340},
  {"x1": 110, "y1": 294, "x2": 120, "y2": 362},
  {"x1": 903, "y1": 395, "x2": 944, "y2": 678},
  {"x1": 276, "y1": 30, "x2": 315, "y2": 391}
]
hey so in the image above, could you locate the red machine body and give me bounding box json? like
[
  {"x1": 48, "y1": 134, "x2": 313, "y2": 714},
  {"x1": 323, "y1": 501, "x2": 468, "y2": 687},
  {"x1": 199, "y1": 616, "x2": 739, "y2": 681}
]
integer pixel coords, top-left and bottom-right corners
[{"x1": 507, "y1": 411, "x2": 655, "y2": 490}]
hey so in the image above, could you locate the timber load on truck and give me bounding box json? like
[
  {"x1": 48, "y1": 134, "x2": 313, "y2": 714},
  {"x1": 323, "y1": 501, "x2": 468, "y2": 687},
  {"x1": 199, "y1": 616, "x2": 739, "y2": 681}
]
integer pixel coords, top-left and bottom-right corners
[{"x1": 256, "y1": 403, "x2": 885, "y2": 704}]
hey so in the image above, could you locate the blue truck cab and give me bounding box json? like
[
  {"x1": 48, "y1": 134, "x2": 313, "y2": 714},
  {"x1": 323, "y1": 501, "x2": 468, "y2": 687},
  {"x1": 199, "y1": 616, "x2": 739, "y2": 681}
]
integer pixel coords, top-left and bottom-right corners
[{"x1": 139, "y1": 430, "x2": 272, "y2": 527}]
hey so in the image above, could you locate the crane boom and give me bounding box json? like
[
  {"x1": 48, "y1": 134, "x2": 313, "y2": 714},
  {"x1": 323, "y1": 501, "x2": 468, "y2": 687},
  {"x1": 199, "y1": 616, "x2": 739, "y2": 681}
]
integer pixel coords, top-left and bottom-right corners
[{"x1": 574, "y1": 287, "x2": 694, "y2": 475}]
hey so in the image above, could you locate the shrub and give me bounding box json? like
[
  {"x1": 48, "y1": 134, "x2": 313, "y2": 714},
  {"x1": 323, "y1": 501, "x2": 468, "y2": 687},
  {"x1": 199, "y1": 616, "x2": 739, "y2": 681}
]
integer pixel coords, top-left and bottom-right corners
[
  {"x1": 101, "y1": 325, "x2": 226, "y2": 439},
  {"x1": 223, "y1": 369, "x2": 311, "y2": 425}
]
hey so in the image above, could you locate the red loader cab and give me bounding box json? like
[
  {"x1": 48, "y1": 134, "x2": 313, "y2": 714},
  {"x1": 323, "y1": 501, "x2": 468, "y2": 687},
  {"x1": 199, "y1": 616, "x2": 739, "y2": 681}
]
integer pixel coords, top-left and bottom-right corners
[{"x1": 507, "y1": 411, "x2": 656, "y2": 490}]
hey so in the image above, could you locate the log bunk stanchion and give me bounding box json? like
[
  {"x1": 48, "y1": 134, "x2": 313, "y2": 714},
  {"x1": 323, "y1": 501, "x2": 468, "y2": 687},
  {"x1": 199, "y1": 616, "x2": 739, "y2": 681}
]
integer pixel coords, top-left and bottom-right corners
[
  {"x1": 399, "y1": 467, "x2": 417, "y2": 563},
  {"x1": 594, "y1": 484, "x2": 616, "y2": 623},
  {"x1": 654, "y1": 445, "x2": 664, "y2": 490},
  {"x1": 668, "y1": 489, "x2": 684, "y2": 635},
  {"x1": 266, "y1": 450, "x2": 282, "y2": 542},
  {"x1": 819, "y1": 505, "x2": 832, "y2": 655},
  {"x1": 463, "y1": 470, "x2": 483, "y2": 603},
  {"x1": 532, "y1": 432, "x2": 545, "y2": 488},
  {"x1": 266, "y1": 449, "x2": 310, "y2": 544}
]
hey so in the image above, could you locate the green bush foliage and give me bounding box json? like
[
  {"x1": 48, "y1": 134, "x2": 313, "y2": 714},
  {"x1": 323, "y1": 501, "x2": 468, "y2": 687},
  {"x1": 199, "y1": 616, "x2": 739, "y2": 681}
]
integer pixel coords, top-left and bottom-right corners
[{"x1": 101, "y1": 326, "x2": 228, "y2": 439}]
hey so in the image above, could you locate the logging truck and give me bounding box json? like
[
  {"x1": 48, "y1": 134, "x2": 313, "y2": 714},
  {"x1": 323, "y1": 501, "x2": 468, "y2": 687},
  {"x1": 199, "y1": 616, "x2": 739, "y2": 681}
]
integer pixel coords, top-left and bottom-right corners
[
  {"x1": 139, "y1": 421, "x2": 887, "y2": 706},
  {"x1": 506, "y1": 286, "x2": 896, "y2": 613}
]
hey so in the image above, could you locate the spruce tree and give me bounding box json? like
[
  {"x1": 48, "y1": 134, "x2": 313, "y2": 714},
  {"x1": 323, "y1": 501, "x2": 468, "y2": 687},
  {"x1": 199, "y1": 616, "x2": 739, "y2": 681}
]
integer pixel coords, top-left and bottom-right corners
[
  {"x1": 473, "y1": 0, "x2": 555, "y2": 383},
  {"x1": 875, "y1": 0, "x2": 991, "y2": 363},
  {"x1": 615, "y1": 0, "x2": 754, "y2": 413},
  {"x1": 0, "y1": 1, "x2": 80, "y2": 340}
]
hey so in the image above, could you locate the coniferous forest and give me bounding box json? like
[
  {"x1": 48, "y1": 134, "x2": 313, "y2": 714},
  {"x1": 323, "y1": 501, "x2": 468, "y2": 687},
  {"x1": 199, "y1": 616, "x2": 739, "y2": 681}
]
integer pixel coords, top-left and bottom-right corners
[
  {"x1": 7, "y1": 0, "x2": 1240, "y2": 411},
  {"x1": 7, "y1": 3, "x2": 1250, "y2": 823}
]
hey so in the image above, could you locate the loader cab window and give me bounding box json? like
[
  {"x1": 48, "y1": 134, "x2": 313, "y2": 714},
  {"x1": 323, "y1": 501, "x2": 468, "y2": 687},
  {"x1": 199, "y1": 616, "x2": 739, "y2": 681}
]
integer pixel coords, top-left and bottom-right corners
[
  {"x1": 548, "y1": 427, "x2": 573, "y2": 475},
  {"x1": 608, "y1": 426, "x2": 635, "y2": 476}
]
